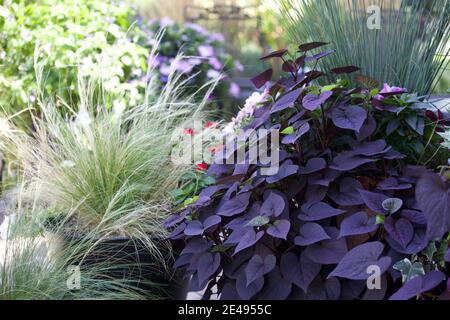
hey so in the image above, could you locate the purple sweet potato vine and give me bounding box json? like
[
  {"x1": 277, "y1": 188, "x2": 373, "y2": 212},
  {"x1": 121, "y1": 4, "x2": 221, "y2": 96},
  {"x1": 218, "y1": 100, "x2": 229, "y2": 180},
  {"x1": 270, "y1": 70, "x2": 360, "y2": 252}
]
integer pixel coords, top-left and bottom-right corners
[{"x1": 165, "y1": 43, "x2": 450, "y2": 300}]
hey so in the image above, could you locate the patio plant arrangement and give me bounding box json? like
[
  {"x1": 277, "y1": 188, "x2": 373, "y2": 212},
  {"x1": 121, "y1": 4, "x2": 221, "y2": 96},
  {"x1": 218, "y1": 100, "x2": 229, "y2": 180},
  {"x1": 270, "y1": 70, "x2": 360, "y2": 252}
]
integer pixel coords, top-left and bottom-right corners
[{"x1": 165, "y1": 43, "x2": 450, "y2": 300}]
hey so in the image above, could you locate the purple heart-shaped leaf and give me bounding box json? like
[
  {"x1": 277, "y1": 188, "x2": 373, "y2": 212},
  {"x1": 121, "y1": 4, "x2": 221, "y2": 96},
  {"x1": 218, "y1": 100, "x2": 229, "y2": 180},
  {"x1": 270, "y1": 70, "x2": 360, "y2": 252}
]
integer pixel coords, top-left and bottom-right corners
[
  {"x1": 197, "y1": 252, "x2": 221, "y2": 286},
  {"x1": 329, "y1": 153, "x2": 374, "y2": 171},
  {"x1": 298, "y1": 202, "x2": 345, "y2": 221},
  {"x1": 295, "y1": 222, "x2": 330, "y2": 246},
  {"x1": 298, "y1": 41, "x2": 328, "y2": 52},
  {"x1": 234, "y1": 229, "x2": 264, "y2": 255},
  {"x1": 328, "y1": 177, "x2": 364, "y2": 206},
  {"x1": 302, "y1": 91, "x2": 333, "y2": 111},
  {"x1": 389, "y1": 270, "x2": 446, "y2": 300},
  {"x1": 245, "y1": 254, "x2": 276, "y2": 286},
  {"x1": 265, "y1": 161, "x2": 299, "y2": 183},
  {"x1": 184, "y1": 220, "x2": 204, "y2": 236},
  {"x1": 261, "y1": 191, "x2": 286, "y2": 217},
  {"x1": 260, "y1": 48, "x2": 288, "y2": 60},
  {"x1": 384, "y1": 217, "x2": 414, "y2": 248},
  {"x1": 271, "y1": 88, "x2": 302, "y2": 114},
  {"x1": 267, "y1": 219, "x2": 291, "y2": 240},
  {"x1": 358, "y1": 189, "x2": 389, "y2": 214},
  {"x1": 330, "y1": 105, "x2": 367, "y2": 132},
  {"x1": 250, "y1": 68, "x2": 273, "y2": 88},
  {"x1": 304, "y1": 236, "x2": 348, "y2": 265},
  {"x1": 280, "y1": 252, "x2": 321, "y2": 292},
  {"x1": 236, "y1": 271, "x2": 264, "y2": 299},
  {"x1": 216, "y1": 192, "x2": 251, "y2": 217},
  {"x1": 328, "y1": 242, "x2": 391, "y2": 280},
  {"x1": 339, "y1": 212, "x2": 378, "y2": 237},
  {"x1": 298, "y1": 157, "x2": 327, "y2": 174},
  {"x1": 305, "y1": 49, "x2": 336, "y2": 62},
  {"x1": 331, "y1": 66, "x2": 360, "y2": 74},
  {"x1": 255, "y1": 267, "x2": 292, "y2": 300},
  {"x1": 416, "y1": 172, "x2": 450, "y2": 240}
]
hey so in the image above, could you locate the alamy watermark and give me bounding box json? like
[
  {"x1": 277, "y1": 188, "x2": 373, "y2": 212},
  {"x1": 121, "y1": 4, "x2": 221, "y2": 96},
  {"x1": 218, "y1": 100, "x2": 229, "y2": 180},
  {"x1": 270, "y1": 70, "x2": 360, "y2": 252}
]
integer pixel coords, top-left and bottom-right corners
[
  {"x1": 66, "y1": 265, "x2": 81, "y2": 290},
  {"x1": 367, "y1": 5, "x2": 381, "y2": 30}
]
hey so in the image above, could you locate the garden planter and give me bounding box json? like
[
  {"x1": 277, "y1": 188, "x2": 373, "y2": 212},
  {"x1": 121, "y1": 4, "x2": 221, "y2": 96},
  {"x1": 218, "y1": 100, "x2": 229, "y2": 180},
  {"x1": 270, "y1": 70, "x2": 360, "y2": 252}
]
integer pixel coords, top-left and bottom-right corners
[{"x1": 58, "y1": 232, "x2": 187, "y2": 299}]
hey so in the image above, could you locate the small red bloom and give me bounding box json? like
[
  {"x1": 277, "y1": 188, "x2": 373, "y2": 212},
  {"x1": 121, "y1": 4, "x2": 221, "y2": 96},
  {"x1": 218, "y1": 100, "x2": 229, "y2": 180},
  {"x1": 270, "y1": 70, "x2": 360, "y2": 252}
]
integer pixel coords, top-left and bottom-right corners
[
  {"x1": 204, "y1": 121, "x2": 217, "y2": 129},
  {"x1": 183, "y1": 128, "x2": 195, "y2": 136},
  {"x1": 196, "y1": 162, "x2": 208, "y2": 171}
]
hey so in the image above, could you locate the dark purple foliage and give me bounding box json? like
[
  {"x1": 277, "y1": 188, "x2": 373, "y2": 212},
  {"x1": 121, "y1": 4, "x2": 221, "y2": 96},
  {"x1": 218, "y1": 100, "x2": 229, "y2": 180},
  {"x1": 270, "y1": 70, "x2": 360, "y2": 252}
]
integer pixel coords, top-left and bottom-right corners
[
  {"x1": 298, "y1": 42, "x2": 329, "y2": 52},
  {"x1": 328, "y1": 242, "x2": 391, "y2": 280},
  {"x1": 302, "y1": 91, "x2": 333, "y2": 111},
  {"x1": 416, "y1": 172, "x2": 450, "y2": 240},
  {"x1": 389, "y1": 271, "x2": 446, "y2": 300},
  {"x1": 331, "y1": 66, "x2": 361, "y2": 74},
  {"x1": 165, "y1": 43, "x2": 450, "y2": 300},
  {"x1": 250, "y1": 68, "x2": 273, "y2": 88}
]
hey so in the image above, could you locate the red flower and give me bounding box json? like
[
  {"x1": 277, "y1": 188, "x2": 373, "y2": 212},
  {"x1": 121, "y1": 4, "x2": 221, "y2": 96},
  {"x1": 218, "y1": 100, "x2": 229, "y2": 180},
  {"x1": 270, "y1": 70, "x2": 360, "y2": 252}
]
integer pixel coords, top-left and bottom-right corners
[
  {"x1": 183, "y1": 128, "x2": 195, "y2": 136},
  {"x1": 204, "y1": 121, "x2": 217, "y2": 129},
  {"x1": 196, "y1": 162, "x2": 208, "y2": 171}
]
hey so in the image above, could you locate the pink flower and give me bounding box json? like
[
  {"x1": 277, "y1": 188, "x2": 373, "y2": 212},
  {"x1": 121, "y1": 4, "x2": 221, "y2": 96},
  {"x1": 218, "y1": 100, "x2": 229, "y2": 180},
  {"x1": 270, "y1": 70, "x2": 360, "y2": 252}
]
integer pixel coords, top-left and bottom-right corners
[
  {"x1": 204, "y1": 121, "x2": 217, "y2": 128},
  {"x1": 210, "y1": 33, "x2": 225, "y2": 42},
  {"x1": 208, "y1": 57, "x2": 222, "y2": 70},
  {"x1": 229, "y1": 82, "x2": 240, "y2": 98},
  {"x1": 375, "y1": 83, "x2": 407, "y2": 100},
  {"x1": 160, "y1": 17, "x2": 174, "y2": 28},
  {"x1": 183, "y1": 128, "x2": 195, "y2": 136},
  {"x1": 234, "y1": 60, "x2": 244, "y2": 72},
  {"x1": 198, "y1": 45, "x2": 214, "y2": 57},
  {"x1": 207, "y1": 69, "x2": 221, "y2": 79}
]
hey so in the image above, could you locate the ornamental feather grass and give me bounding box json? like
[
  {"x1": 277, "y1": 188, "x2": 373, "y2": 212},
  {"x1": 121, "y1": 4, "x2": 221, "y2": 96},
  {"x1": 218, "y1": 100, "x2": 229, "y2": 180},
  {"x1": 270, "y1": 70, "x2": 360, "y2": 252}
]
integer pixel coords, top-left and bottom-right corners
[
  {"x1": 269, "y1": 0, "x2": 450, "y2": 94},
  {"x1": 0, "y1": 189, "x2": 157, "y2": 300}
]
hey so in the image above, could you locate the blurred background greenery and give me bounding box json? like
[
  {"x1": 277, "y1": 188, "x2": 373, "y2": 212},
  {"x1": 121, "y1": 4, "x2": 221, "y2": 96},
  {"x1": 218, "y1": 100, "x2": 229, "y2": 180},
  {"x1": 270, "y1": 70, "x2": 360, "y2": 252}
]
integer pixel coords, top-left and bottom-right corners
[{"x1": 0, "y1": 0, "x2": 448, "y2": 130}]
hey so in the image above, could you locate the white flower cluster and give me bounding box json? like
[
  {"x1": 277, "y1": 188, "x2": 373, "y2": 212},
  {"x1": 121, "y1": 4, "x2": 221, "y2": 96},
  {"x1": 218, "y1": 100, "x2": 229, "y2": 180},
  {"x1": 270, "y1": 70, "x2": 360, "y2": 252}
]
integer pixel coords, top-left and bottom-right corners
[{"x1": 223, "y1": 89, "x2": 270, "y2": 135}]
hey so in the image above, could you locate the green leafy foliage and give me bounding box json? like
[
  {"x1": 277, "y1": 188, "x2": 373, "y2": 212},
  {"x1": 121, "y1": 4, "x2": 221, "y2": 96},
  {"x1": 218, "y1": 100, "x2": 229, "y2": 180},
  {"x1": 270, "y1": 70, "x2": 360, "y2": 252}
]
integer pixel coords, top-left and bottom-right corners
[{"x1": 0, "y1": 0, "x2": 148, "y2": 127}]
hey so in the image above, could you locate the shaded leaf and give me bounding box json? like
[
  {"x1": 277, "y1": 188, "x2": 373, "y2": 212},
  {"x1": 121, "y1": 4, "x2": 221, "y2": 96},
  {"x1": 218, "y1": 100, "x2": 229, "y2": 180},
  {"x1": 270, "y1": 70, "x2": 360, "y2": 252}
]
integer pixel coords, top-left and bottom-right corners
[
  {"x1": 251, "y1": 68, "x2": 273, "y2": 88},
  {"x1": 302, "y1": 91, "x2": 333, "y2": 111},
  {"x1": 330, "y1": 105, "x2": 367, "y2": 132},
  {"x1": 245, "y1": 254, "x2": 276, "y2": 286},
  {"x1": 329, "y1": 242, "x2": 391, "y2": 280},
  {"x1": 260, "y1": 48, "x2": 288, "y2": 60},
  {"x1": 339, "y1": 212, "x2": 378, "y2": 237},
  {"x1": 298, "y1": 41, "x2": 328, "y2": 52},
  {"x1": 416, "y1": 172, "x2": 450, "y2": 240},
  {"x1": 267, "y1": 219, "x2": 290, "y2": 239},
  {"x1": 271, "y1": 88, "x2": 302, "y2": 113},
  {"x1": 280, "y1": 252, "x2": 321, "y2": 292},
  {"x1": 295, "y1": 222, "x2": 330, "y2": 245},
  {"x1": 389, "y1": 271, "x2": 445, "y2": 300},
  {"x1": 331, "y1": 66, "x2": 360, "y2": 74}
]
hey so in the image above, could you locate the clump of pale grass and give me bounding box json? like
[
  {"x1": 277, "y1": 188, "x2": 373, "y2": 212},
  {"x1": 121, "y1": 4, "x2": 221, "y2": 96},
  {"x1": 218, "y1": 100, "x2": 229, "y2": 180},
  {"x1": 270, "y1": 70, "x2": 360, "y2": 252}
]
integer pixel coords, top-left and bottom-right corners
[{"x1": 0, "y1": 195, "x2": 159, "y2": 300}]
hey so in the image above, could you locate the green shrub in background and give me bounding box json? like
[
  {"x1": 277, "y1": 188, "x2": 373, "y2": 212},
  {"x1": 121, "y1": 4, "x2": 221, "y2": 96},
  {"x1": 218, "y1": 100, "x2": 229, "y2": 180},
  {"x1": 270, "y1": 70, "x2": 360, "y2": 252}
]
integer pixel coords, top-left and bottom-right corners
[
  {"x1": 0, "y1": 0, "x2": 148, "y2": 127},
  {"x1": 270, "y1": 0, "x2": 450, "y2": 95}
]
